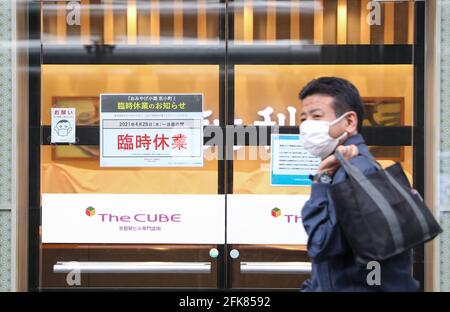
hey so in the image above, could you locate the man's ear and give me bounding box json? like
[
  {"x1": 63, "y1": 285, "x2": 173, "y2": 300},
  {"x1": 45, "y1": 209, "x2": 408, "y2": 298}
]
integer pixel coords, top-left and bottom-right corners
[{"x1": 345, "y1": 111, "x2": 358, "y2": 134}]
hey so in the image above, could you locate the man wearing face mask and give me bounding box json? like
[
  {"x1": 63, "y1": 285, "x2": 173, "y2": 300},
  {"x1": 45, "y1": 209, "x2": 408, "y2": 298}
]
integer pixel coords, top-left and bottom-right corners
[{"x1": 299, "y1": 77, "x2": 419, "y2": 292}]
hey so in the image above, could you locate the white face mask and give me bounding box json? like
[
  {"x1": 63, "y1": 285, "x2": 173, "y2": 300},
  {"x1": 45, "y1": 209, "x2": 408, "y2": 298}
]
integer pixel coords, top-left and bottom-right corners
[
  {"x1": 299, "y1": 113, "x2": 349, "y2": 159},
  {"x1": 56, "y1": 126, "x2": 71, "y2": 137}
]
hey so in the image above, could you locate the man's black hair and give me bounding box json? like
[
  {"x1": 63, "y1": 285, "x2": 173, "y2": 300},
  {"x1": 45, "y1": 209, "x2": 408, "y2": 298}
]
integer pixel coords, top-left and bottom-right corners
[{"x1": 299, "y1": 77, "x2": 364, "y2": 132}]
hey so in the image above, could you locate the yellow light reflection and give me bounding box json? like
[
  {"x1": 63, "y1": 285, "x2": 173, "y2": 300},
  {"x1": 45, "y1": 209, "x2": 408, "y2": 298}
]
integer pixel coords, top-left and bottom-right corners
[
  {"x1": 81, "y1": 0, "x2": 90, "y2": 44},
  {"x1": 290, "y1": 0, "x2": 300, "y2": 41},
  {"x1": 150, "y1": 0, "x2": 160, "y2": 44},
  {"x1": 408, "y1": 0, "x2": 414, "y2": 44},
  {"x1": 56, "y1": 0, "x2": 67, "y2": 44},
  {"x1": 314, "y1": 0, "x2": 323, "y2": 44},
  {"x1": 360, "y1": 0, "x2": 371, "y2": 44},
  {"x1": 244, "y1": 0, "x2": 254, "y2": 43},
  {"x1": 104, "y1": 0, "x2": 114, "y2": 44},
  {"x1": 127, "y1": 0, "x2": 137, "y2": 44},
  {"x1": 197, "y1": 0, "x2": 207, "y2": 42},
  {"x1": 174, "y1": 0, "x2": 184, "y2": 42},
  {"x1": 266, "y1": 1, "x2": 276, "y2": 42},
  {"x1": 384, "y1": 1, "x2": 394, "y2": 44},
  {"x1": 337, "y1": 0, "x2": 347, "y2": 44}
]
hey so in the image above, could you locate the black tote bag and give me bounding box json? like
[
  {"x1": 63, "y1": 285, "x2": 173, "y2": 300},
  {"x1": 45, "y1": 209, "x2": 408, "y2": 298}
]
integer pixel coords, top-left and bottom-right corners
[{"x1": 329, "y1": 151, "x2": 442, "y2": 264}]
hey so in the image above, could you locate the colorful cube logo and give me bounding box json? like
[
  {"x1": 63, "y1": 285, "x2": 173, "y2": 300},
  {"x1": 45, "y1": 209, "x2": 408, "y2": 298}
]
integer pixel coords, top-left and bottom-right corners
[
  {"x1": 271, "y1": 207, "x2": 281, "y2": 218},
  {"x1": 85, "y1": 206, "x2": 96, "y2": 217}
]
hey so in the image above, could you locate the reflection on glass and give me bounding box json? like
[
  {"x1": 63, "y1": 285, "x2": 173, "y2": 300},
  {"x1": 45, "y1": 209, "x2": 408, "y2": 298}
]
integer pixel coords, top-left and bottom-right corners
[
  {"x1": 232, "y1": 0, "x2": 414, "y2": 45},
  {"x1": 233, "y1": 145, "x2": 413, "y2": 195},
  {"x1": 52, "y1": 97, "x2": 99, "y2": 126},
  {"x1": 41, "y1": 64, "x2": 220, "y2": 125},
  {"x1": 42, "y1": 0, "x2": 221, "y2": 45},
  {"x1": 42, "y1": 0, "x2": 414, "y2": 46},
  {"x1": 234, "y1": 65, "x2": 414, "y2": 127},
  {"x1": 41, "y1": 64, "x2": 220, "y2": 195},
  {"x1": 362, "y1": 97, "x2": 404, "y2": 127},
  {"x1": 41, "y1": 146, "x2": 219, "y2": 195},
  {"x1": 40, "y1": 243, "x2": 218, "y2": 288},
  {"x1": 229, "y1": 244, "x2": 310, "y2": 289}
]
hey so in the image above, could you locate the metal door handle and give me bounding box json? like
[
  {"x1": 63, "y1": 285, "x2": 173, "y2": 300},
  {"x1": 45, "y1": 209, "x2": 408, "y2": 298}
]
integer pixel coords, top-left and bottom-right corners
[
  {"x1": 53, "y1": 261, "x2": 211, "y2": 274},
  {"x1": 240, "y1": 262, "x2": 311, "y2": 274}
]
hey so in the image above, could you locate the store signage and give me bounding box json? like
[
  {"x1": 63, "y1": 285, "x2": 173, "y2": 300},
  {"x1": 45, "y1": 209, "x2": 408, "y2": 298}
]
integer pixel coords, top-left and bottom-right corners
[
  {"x1": 100, "y1": 93, "x2": 204, "y2": 167},
  {"x1": 51, "y1": 107, "x2": 76, "y2": 144},
  {"x1": 271, "y1": 134, "x2": 321, "y2": 186},
  {"x1": 204, "y1": 105, "x2": 298, "y2": 127},
  {"x1": 227, "y1": 194, "x2": 309, "y2": 245},
  {"x1": 42, "y1": 194, "x2": 225, "y2": 244},
  {"x1": 66, "y1": 1, "x2": 81, "y2": 26}
]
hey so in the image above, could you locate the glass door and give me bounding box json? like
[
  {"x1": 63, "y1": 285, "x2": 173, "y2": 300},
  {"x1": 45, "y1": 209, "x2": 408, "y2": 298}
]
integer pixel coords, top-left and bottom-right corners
[
  {"x1": 35, "y1": 0, "x2": 227, "y2": 290},
  {"x1": 226, "y1": 0, "x2": 421, "y2": 289},
  {"x1": 30, "y1": 0, "x2": 424, "y2": 290}
]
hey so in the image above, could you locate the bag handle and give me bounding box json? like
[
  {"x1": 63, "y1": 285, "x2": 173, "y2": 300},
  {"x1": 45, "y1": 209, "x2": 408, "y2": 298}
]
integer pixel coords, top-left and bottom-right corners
[
  {"x1": 336, "y1": 151, "x2": 430, "y2": 239},
  {"x1": 334, "y1": 151, "x2": 405, "y2": 254}
]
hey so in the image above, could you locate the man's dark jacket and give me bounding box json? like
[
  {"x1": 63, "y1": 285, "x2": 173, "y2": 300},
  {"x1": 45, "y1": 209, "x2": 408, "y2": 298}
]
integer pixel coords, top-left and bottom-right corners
[{"x1": 301, "y1": 134, "x2": 420, "y2": 292}]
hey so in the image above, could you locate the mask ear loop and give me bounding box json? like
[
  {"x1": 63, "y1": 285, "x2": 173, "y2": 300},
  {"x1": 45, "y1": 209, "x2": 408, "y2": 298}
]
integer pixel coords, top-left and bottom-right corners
[
  {"x1": 337, "y1": 131, "x2": 348, "y2": 142},
  {"x1": 329, "y1": 112, "x2": 351, "y2": 142},
  {"x1": 329, "y1": 111, "x2": 350, "y2": 126}
]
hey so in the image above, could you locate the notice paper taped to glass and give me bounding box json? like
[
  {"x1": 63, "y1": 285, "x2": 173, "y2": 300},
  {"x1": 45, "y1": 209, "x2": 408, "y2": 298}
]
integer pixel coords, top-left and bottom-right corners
[
  {"x1": 271, "y1": 134, "x2": 321, "y2": 186},
  {"x1": 100, "y1": 93, "x2": 204, "y2": 167}
]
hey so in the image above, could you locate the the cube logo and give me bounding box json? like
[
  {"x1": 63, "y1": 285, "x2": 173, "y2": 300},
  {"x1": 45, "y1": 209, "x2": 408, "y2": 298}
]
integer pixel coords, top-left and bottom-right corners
[
  {"x1": 271, "y1": 207, "x2": 281, "y2": 218},
  {"x1": 85, "y1": 206, "x2": 96, "y2": 217}
]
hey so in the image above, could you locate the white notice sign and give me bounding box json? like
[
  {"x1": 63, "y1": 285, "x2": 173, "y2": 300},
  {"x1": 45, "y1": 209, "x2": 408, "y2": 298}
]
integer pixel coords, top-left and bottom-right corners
[
  {"x1": 51, "y1": 108, "x2": 76, "y2": 144},
  {"x1": 100, "y1": 93, "x2": 204, "y2": 167},
  {"x1": 271, "y1": 134, "x2": 321, "y2": 186}
]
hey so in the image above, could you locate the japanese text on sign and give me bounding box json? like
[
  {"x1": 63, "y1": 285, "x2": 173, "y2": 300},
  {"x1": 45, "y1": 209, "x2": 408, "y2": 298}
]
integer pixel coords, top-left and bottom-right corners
[{"x1": 100, "y1": 94, "x2": 203, "y2": 167}]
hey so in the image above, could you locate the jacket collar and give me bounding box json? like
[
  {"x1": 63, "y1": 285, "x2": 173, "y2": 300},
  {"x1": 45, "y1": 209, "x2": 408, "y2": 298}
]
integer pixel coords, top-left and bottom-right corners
[
  {"x1": 343, "y1": 133, "x2": 365, "y2": 146},
  {"x1": 342, "y1": 133, "x2": 372, "y2": 158}
]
